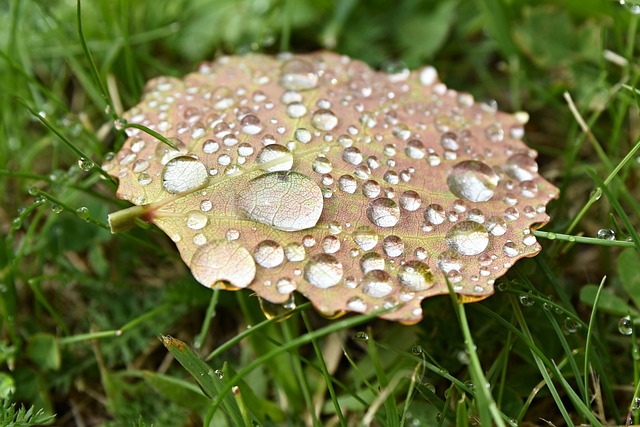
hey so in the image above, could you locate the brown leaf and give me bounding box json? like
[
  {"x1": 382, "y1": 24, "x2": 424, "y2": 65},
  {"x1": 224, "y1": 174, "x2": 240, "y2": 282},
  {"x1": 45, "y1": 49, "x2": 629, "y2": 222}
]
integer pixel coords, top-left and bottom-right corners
[{"x1": 104, "y1": 52, "x2": 559, "y2": 323}]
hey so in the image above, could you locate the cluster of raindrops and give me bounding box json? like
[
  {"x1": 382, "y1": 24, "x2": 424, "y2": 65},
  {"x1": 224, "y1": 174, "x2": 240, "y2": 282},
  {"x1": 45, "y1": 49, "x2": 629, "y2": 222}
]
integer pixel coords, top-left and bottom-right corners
[{"x1": 105, "y1": 52, "x2": 559, "y2": 323}]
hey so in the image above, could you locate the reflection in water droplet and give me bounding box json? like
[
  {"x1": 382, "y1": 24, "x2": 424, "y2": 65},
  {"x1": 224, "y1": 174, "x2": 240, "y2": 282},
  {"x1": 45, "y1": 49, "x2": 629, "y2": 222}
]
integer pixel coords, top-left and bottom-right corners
[
  {"x1": 618, "y1": 315, "x2": 633, "y2": 335},
  {"x1": 279, "y1": 58, "x2": 319, "y2": 90},
  {"x1": 399, "y1": 190, "x2": 421, "y2": 211},
  {"x1": 446, "y1": 221, "x2": 490, "y2": 256},
  {"x1": 367, "y1": 198, "x2": 400, "y2": 228},
  {"x1": 382, "y1": 235, "x2": 404, "y2": 257},
  {"x1": 236, "y1": 172, "x2": 323, "y2": 232},
  {"x1": 253, "y1": 240, "x2": 285, "y2": 268},
  {"x1": 360, "y1": 252, "x2": 385, "y2": 273},
  {"x1": 191, "y1": 240, "x2": 256, "y2": 288},
  {"x1": 311, "y1": 109, "x2": 338, "y2": 131},
  {"x1": 186, "y1": 211, "x2": 208, "y2": 230},
  {"x1": 424, "y1": 204, "x2": 446, "y2": 225},
  {"x1": 353, "y1": 226, "x2": 379, "y2": 251},
  {"x1": 596, "y1": 229, "x2": 616, "y2": 240},
  {"x1": 361, "y1": 270, "x2": 394, "y2": 298},
  {"x1": 304, "y1": 254, "x2": 343, "y2": 288},
  {"x1": 397, "y1": 261, "x2": 434, "y2": 291},
  {"x1": 486, "y1": 216, "x2": 507, "y2": 236},
  {"x1": 162, "y1": 156, "x2": 208, "y2": 194},
  {"x1": 256, "y1": 144, "x2": 293, "y2": 172},
  {"x1": 447, "y1": 160, "x2": 499, "y2": 203},
  {"x1": 505, "y1": 153, "x2": 538, "y2": 181}
]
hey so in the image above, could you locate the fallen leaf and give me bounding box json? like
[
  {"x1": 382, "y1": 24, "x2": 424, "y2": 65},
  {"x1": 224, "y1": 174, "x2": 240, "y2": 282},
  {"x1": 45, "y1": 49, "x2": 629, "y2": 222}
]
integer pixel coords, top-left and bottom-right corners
[{"x1": 104, "y1": 52, "x2": 559, "y2": 323}]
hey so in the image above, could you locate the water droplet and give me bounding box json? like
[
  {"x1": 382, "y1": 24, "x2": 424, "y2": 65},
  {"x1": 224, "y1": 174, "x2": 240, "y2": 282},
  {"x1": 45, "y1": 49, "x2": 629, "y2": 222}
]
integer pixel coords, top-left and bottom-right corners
[
  {"x1": 367, "y1": 198, "x2": 400, "y2": 228},
  {"x1": 312, "y1": 156, "x2": 333, "y2": 174},
  {"x1": 78, "y1": 157, "x2": 94, "y2": 171},
  {"x1": 503, "y1": 241, "x2": 519, "y2": 257},
  {"x1": 295, "y1": 128, "x2": 312, "y2": 143},
  {"x1": 253, "y1": 240, "x2": 285, "y2": 268},
  {"x1": 447, "y1": 160, "x2": 499, "y2": 203},
  {"x1": 361, "y1": 270, "x2": 394, "y2": 298},
  {"x1": 304, "y1": 254, "x2": 343, "y2": 288},
  {"x1": 75, "y1": 206, "x2": 90, "y2": 220},
  {"x1": 240, "y1": 114, "x2": 262, "y2": 135},
  {"x1": 486, "y1": 216, "x2": 507, "y2": 236},
  {"x1": 519, "y1": 293, "x2": 535, "y2": 307},
  {"x1": 596, "y1": 229, "x2": 615, "y2": 240},
  {"x1": 186, "y1": 211, "x2": 208, "y2": 230},
  {"x1": 446, "y1": 221, "x2": 490, "y2": 256},
  {"x1": 162, "y1": 156, "x2": 208, "y2": 194},
  {"x1": 360, "y1": 252, "x2": 386, "y2": 273},
  {"x1": 362, "y1": 180, "x2": 381, "y2": 198},
  {"x1": 424, "y1": 204, "x2": 446, "y2": 225},
  {"x1": 353, "y1": 226, "x2": 379, "y2": 251},
  {"x1": 132, "y1": 159, "x2": 150, "y2": 173},
  {"x1": 437, "y1": 250, "x2": 462, "y2": 273},
  {"x1": 563, "y1": 318, "x2": 581, "y2": 334},
  {"x1": 405, "y1": 139, "x2": 426, "y2": 159},
  {"x1": 311, "y1": 109, "x2": 338, "y2": 131},
  {"x1": 286, "y1": 102, "x2": 307, "y2": 118},
  {"x1": 382, "y1": 235, "x2": 404, "y2": 257},
  {"x1": 338, "y1": 175, "x2": 357, "y2": 194},
  {"x1": 237, "y1": 172, "x2": 323, "y2": 232},
  {"x1": 347, "y1": 297, "x2": 367, "y2": 313},
  {"x1": 256, "y1": 144, "x2": 293, "y2": 172},
  {"x1": 399, "y1": 190, "x2": 421, "y2": 211},
  {"x1": 284, "y1": 242, "x2": 306, "y2": 261},
  {"x1": 191, "y1": 240, "x2": 256, "y2": 288},
  {"x1": 618, "y1": 315, "x2": 633, "y2": 335},
  {"x1": 50, "y1": 203, "x2": 63, "y2": 214},
  {"x1": 397, "y1": 261, "x2": 434, "y2": 291},
  {"x1": 505, "y1": 153, "x2": 538, "y2": 181},
  {"x1": 211, "y1": 86, "x2": 235, "y2": 109},
  {"x1": 342, "y1": 147, "x2": 363, "y2": 165},
  {"x1": 279, "y1": 58, "x2": 318, "y2": 90},
  {"x1": 138, "y1": 173, "x2": 152, "y2": 186},
  {"x1": 354, "y1": 331, "x2": 369, "y2": 342},
  {"x1": 322, "y1": 235, "x2": 341, "y2": 254}
]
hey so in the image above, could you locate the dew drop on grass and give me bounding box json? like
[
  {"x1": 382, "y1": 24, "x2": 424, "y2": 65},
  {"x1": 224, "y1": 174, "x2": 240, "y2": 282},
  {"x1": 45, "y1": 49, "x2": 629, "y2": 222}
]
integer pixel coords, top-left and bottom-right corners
[
  {"x1": 236, "y1": 171, "x2": 324, "y2": 232},
  {"x1": 446, "y1": 221, "x2": 490, "y2": 256},
  {"x1": 354, "y1": 331, "x2": 369, "y2": 342},
  {"x1": 447, "y1": 160, "x2": 499, "y2": 203},
  {"x1": 162, "y1": 156, "x2": 208, "y2": 194},
  {"x1": 367, "y1": 197, "x2": 400, "y2": 228},
  {"x1": 78, "y1": 157, "x2": 94, "y2": 171},
  {"x1": 76, "y1": 206, "x2": 90, "y2": 221},
  {"x1": 596, "y1": 228, "x2": 616, "y2": 240},
  {"x1": 618, "y1": 315, "x2": 633, "y2": 335},
  {"x1": 519, "y1": 293, "x2": 535, "y2": 307},
  {"x1": 304, "y1": 253, "x2": 343, "y2": 288},
  {"x1": 50, "y1": 203, "x2": 63, "y2": 214},
  {"x1": 191, "y1": 240, "x2": 256, "y2": 289}
]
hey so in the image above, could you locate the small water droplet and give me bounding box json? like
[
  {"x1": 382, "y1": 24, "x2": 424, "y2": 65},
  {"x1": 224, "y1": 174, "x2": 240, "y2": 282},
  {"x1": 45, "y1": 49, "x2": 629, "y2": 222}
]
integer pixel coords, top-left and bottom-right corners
[
  {"x1": 367, "y1": 198, "x2": 400, "y2": 228},
  {"x1": 447, "y1": 160, "x2": 499, "y2": 203},
  {"x1": 78, "y1": 157, "x2": 94, "y2": 171},
  {"x1": 399, "y1": 190, "x2": 421, "y2": 211},
  {"x1": 338, "y1": 175, "x2": 357, "y2": 194},
  {"x1": 505, "y1": 153, "x2": 538, "y2": 181},
  {"x1": 360, "y1": 252, "x2": 386, "y2": 273},
  {"x1": 519, "y1": 293, "x2": 535, "y2": 307},
  {"x1": 186, "y1": 211, "x2": 208, "y2": 230},
  {"x1": 382, "y1": 235, "x2": 404, "y2": 257},
  {"x1": 354, "y1": 331, "x2": 369, "y2": 342},
  {"x1": 353, "y1": 226, "x2": 379, "y2": 251},
  {"x1": 279, "y1": 58, "x2": 318, "y2": 90},
  {"x1": 50, "y1": 203, "x2": 63, "y2": 214},
  {"x1": 312, "y1": 156, "x2": 333, "y2": 174},
  {"x1": 304, "y1": 254, "x2": 343, "y2": 288},
  {"x1": 361, "y1": 270, "x2": 394, "y2": 298},
  {"x1": 311, "y1": 109, "x2": 338, "y2": 131},
  {"x1": 446, "y1": 221, "x2": 489, "y2": 256},
  {"x1": 240, "y1": 114, "x2": 262, "y2": 135},
  {"x1": 405, "y1": 139, "x2": 426, "y2": 159},
  {"x1": 285, "y1": 102, "x2": 307, "y2": 118},
  {"x1": 75, "y1": 206, "x2": 90, "y2": 220},
  {"x1": 253, "y1": 240, "x2": 285, "y2": 268},
  {"x1": 322, "y1": 235, "x2": 341, "y2": 254},
  {"x1": 397, "y1": 261, "x2": 433, "y2": 291},
  {"x1": 618, "y1": 315, "x2": 633, "y2": 335},
  {"x1": 256, "y1": 144, "x2": 293, "y2": 172},
  {"x1": 424, "y1": 204, "x2": 446, "y2": 225}
]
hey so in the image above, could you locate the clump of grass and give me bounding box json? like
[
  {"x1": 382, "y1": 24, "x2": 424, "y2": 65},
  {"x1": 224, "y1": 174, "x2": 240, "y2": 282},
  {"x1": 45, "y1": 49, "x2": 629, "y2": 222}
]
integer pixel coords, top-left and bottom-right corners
[{"x1": 1, "y1": 0, "x2": 639, "y2": 425}]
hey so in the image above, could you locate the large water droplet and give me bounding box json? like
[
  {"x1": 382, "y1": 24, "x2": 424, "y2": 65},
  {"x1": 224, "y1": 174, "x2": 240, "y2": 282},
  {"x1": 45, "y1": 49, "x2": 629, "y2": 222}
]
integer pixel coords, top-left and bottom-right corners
[
  {"x1": 256, "y1": 144, "x2": 293, "y2": 172},
  {"x1": 397, "y1": 261, "x2": 434, "y2": 291},
  {"x1": 162, "y1": 156, "x2": 208, "y2": 194},
  {"x1": 367, "y1": 198, "x2": 400, "y2": 228},
  {"x1": 236, "y1": 171, "x2": 323, "y2": 232},
  {"x1": 361, "y1": 270, "x2": 394, "y2": 298},
  {"x1": 447, "y1": 160, "x2": 499, "y2": 203},
  {"x1": 304, "y1": 254, "x2": 343, "y2": 288},
  {"x1": 191, "y1": 240, "x2": 256, "y2": 288},
  {"x1": 311, "y1": 109, "x2": 338, "y2": 131},
  {"x1": 279, "y1": 58, "x2": 319, "y2": 91},
  {"x1": 353, "y1": 226, "x2": 379, "y2": 251},
  {"x1": 446, "y1": 221, "x2": 490, "y2": 256},
  {"x1": 253, "y1": 240, "x2": 285, "y2": 268}
]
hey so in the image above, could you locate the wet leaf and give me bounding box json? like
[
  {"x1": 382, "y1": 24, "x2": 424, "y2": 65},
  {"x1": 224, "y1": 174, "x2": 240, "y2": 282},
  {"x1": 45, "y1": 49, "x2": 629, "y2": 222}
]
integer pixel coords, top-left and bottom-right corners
[{"x1": 105, "y1": 52, "x2": 558, "y2": 323}]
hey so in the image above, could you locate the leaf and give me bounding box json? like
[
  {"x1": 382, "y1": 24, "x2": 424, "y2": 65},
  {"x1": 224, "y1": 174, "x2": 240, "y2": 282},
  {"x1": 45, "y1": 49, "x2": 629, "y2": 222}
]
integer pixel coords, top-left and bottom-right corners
[
  {"x1": 617, "y1": 248, "x2": 640, "y2": 310},
  {"x1": 26, "y1": 333, "x2": 60, "y2": 371},
  {"x1": 105, "y1": 52, "x2": 559, "y2": 323}
]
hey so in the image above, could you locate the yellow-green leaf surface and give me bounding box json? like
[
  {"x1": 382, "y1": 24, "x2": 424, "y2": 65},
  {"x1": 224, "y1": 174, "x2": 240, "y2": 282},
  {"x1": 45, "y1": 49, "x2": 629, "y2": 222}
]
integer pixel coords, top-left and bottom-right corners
[{"x1": 105, "y1": 52, "x2": 558, "y2": 323}]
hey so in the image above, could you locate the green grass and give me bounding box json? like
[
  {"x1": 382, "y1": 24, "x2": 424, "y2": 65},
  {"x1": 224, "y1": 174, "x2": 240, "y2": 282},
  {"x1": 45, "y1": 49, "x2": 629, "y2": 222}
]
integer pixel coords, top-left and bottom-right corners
[{"x1": 1, "y1": 0, "x2": 640, "y2": 425}]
